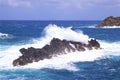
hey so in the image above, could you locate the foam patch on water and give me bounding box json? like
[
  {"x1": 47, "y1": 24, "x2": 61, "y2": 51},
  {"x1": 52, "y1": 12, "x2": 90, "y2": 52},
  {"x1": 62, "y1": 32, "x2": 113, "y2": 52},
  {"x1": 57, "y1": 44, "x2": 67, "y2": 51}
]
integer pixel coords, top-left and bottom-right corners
[
  {"x1": 102, "y1": 26, "x2": 120, "y2": 28},
  {"x1": 0, "y1": 32, "x2": 13, "y2": 39},
  {"x1": 89, "y1": 25, "x2": 120, "y2": 28}
]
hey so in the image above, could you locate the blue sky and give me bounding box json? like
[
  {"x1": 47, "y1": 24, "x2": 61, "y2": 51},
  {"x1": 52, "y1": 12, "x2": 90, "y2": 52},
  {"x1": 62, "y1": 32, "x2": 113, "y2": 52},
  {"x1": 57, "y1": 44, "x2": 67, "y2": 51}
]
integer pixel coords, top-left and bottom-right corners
[{"x1": 0, "y1": 0, "x2": 120, "y2": 20}]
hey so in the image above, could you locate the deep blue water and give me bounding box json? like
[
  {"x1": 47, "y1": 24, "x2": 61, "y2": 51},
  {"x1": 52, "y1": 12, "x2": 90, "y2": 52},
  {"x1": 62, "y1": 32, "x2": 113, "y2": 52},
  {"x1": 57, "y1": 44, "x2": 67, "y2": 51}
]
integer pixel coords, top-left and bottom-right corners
[{"x1": 0, "y1": 20, "x2": 120, "y2": 80}]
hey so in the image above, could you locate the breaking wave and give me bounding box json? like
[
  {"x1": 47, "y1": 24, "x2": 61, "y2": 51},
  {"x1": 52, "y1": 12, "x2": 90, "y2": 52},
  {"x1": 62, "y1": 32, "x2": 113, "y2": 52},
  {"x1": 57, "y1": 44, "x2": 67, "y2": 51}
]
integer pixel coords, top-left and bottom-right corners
[{"x1": 0, "y1": 24, "x2": 120, "y2": 71}]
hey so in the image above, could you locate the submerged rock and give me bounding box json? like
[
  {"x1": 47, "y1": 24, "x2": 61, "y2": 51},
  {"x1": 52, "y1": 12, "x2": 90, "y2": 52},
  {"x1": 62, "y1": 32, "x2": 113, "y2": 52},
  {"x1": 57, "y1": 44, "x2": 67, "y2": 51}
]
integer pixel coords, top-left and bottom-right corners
[
  {"x1": 96, "y1": 16, "x2": 120, "y2": 28},
  {"x1": 13, "y1": 38, "x2": 101, "y2": 66}
]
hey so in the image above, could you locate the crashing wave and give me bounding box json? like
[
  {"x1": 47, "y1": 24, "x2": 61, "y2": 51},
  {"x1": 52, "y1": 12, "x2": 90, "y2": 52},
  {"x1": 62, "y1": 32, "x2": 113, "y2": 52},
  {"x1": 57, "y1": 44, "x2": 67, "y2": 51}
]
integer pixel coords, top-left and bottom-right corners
[
  {"x1": 12, "y1": 24, "x2": 101, "y2": 66},
  {"x1": 1, "y1": 24, "x2": 120, "y2": 71}
]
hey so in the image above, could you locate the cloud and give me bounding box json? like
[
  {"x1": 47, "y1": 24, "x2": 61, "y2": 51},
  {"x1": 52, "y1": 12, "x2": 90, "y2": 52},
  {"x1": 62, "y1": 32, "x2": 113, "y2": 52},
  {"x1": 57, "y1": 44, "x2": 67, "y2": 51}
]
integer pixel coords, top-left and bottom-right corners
[
  {"x1": 65, "y1": 0, "x2": 120, "y2": 9},
  {"x1": 0, "y1": 0, "x2": 120, "y2": 20},
  {"x1": 0, "y1": 0, "x2": 31, "y2": 7},
  {"x1": 86, "y1": 0, "x2": 120, "y2": 7},
  {"x1": 1, "y1": 0, "x2": 120, "y2": 8},
  {"x1": 33, "y1": 0, "x2": 120, "y2": 9}
]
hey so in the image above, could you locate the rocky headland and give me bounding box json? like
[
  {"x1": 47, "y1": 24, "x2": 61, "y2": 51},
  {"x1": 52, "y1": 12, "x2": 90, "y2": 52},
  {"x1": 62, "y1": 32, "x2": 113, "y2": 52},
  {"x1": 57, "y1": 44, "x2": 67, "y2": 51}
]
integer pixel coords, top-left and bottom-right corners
[
  {"x1": 13, "y1": 38, "x2": 101, "y2": 66},
  {"x1": 96, "y1": 16, "x2": 120, "y2": 28}
]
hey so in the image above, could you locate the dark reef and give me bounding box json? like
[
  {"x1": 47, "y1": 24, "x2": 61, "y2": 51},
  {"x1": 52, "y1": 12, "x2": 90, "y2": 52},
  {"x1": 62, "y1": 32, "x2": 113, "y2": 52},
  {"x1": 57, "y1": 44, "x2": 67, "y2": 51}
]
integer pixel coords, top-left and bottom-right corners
[
  {"x1": 96, "y1": 16, "x2": 120, "y2": 28},
  {"x1": 13, "y1": 38, "x2": 101, "y2": 66}
]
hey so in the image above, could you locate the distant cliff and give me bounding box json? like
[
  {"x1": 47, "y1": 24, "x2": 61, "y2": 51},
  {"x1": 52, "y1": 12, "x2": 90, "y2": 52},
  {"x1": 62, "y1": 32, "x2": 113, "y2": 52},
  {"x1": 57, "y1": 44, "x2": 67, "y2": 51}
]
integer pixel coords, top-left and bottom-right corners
[{"x1": 96, "y1": 16, "x2": 120, "y2": 28}]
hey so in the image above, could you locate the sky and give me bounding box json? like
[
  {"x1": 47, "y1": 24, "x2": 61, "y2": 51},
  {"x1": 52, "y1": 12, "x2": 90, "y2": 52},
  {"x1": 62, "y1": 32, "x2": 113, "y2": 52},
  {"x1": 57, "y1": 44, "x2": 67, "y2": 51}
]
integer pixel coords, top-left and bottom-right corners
[{"x1": 0, "y1": 0, "x2": 120, "y2": 20}]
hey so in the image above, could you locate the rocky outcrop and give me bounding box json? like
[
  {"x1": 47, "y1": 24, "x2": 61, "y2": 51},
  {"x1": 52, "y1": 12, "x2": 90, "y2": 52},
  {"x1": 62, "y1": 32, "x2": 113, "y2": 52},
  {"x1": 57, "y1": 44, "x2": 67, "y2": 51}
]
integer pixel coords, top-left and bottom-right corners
[
  {"x1": 96, "y1": 16, "x2": 120, "y2": 28},
  {"x1": 13, "y1": 38, "x2": 101, "y2": 66}
]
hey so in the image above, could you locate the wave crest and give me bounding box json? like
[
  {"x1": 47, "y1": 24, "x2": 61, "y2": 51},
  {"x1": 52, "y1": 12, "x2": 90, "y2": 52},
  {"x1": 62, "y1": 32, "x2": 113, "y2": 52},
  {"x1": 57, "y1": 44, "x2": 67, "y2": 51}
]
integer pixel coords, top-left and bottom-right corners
[{"x1": 43, "y1": 24, "x2": 89, "y2": 43}]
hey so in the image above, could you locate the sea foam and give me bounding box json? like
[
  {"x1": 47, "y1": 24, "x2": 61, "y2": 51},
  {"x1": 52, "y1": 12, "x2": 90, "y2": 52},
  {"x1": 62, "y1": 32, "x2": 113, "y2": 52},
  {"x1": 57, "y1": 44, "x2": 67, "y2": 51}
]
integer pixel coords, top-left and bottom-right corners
[
  {"x1": 102, "y1": 26, "x2": 120, "y2": 28},
  {"x1": 0, "y1": 32, "x2": 13, "y2": 39},
  {"x1": 0, "y1": 24, "x2": 120, "y2": 71}
]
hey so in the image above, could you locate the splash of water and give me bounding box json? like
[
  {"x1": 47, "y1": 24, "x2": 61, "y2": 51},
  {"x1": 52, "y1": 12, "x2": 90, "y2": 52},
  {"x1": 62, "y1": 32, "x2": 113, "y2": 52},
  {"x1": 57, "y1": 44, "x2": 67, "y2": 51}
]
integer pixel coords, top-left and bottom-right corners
[{"x1": 0, "y1": 24, "x2": 120, "y2": 71}]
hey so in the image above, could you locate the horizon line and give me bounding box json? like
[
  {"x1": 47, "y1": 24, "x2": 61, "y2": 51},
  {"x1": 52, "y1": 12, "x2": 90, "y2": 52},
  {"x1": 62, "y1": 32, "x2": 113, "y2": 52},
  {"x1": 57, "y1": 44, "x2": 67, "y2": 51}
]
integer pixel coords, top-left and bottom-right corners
[{"x1": 0, "y1": 19, "x2": 102, "y2": 21}]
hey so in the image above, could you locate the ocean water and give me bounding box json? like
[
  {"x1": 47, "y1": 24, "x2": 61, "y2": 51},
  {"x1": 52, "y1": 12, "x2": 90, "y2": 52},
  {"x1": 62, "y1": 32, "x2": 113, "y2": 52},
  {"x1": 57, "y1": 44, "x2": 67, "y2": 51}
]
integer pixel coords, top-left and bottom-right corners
[{"x1": 0, "y1": 20, "x2": 120, "y2": 80}]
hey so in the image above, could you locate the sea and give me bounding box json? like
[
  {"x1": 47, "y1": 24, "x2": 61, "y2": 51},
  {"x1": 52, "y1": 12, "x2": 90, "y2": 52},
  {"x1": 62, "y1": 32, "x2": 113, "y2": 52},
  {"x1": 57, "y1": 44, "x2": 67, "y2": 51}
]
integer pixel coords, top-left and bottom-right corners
[{"x1": 0, "y1": 20, "x2": 120, "y2": 80}]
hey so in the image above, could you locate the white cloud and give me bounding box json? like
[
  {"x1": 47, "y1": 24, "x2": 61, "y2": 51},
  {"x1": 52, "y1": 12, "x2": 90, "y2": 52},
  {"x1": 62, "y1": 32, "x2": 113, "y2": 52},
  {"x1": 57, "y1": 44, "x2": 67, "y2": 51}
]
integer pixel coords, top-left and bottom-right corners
[
  {"x1": 0, "y1": 0, "x2": 120, "y2": 8},
  {"x1": 0, "y1": 0, "x2": 31, "y2": 7},
  {"x1": 8, "y1": 0, "x2": 31, "y2": 7},
  {"x1": 43, "y1": 0, "x2": 120, "y2": 8}
]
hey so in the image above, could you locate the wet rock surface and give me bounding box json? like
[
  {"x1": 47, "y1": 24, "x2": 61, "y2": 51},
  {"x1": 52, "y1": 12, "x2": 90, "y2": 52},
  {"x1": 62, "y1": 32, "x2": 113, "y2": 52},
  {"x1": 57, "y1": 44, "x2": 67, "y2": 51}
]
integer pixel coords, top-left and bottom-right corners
[{"x1": 13, "y1": 38, "x2": 101, "y2": 66}]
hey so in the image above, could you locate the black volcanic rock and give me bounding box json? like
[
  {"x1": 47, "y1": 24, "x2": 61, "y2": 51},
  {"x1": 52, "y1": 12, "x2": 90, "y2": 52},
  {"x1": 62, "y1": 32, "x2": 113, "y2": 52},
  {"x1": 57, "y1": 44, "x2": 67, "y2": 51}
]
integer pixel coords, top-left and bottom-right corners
[
  {"x1": 96, "y1": 16, "x2": 120, "y2": 28},
  {"x1": 13, "y1": 38, "x2": 101, "y2": 66}
]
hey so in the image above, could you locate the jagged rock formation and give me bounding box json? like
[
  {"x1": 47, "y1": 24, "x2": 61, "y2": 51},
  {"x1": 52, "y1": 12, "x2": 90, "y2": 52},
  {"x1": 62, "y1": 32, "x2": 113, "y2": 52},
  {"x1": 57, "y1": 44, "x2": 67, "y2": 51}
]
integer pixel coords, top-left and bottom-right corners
[
  {"x1": 13, "y1": 38, "x2": 101, "y2": 66},
  {"x1": 96, "y1": 16, "x2": 120, "y2": 28}
]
